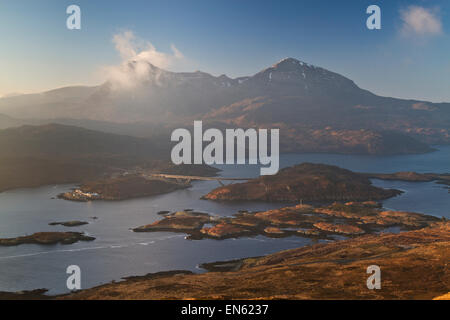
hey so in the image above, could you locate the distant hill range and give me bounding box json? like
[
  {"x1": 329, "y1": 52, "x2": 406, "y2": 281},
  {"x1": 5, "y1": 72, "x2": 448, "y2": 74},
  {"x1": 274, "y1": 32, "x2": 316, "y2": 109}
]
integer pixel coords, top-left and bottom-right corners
[
  {"x1": 0, "y1": 57, "x2": 449, "y2": 154},
  {"x1": 0, "y1": 113, "x2": 24, "y2": 129},
  {"x1": 0, "y1": 124, "x2": 170, "y2": 192},
  {"x1": 0, "y1": 123, "x2": 223, "y2": 193},
  {"x1": 0, "y1": 123, "x2": 163, "y2": 161}
]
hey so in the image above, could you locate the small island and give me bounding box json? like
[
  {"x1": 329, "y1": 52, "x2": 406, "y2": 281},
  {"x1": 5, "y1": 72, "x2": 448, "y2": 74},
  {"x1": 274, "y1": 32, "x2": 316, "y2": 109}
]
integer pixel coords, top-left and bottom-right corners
[
  {"x1": 133, "y1": 211, "x2": 212, "y2": 235},
  {"x1": 0, "y1": 232, "x2": 95, "y2": 246},
  {"x1": 49, "y1": 221, "x2": 89, "y2": 227},
  {"x1": 364, "y1": 171, "x2": 450, "y2": 191},
  {"x1": 202, "y1": 163, "x2": 402, "y2": 202}
]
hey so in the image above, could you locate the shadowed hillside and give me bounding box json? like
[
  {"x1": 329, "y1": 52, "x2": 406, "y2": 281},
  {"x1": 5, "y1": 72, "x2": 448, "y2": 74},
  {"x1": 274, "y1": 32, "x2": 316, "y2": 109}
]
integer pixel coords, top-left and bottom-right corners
[{"x1": 0, "y1": 124, "x2": 170, "y2": 192}]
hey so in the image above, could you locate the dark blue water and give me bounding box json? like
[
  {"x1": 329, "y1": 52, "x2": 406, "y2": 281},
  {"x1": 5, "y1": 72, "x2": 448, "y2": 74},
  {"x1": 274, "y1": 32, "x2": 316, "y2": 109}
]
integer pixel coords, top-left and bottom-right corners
[{"x1": 0, "y1": 146, "x2": 448, "y2": 294}]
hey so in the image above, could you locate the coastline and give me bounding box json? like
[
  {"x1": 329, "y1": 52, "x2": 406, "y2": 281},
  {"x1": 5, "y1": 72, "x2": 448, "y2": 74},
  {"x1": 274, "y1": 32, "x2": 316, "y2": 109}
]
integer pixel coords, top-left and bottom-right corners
[
  {"x1": 0, "y1": 202, "x2": 446, "y2": 299},
  {"x1": 45, "y1": 221, "x2": 450, "y2": 300},
  {"x1": 0, "y1": 151, "x2": 450, "y2": 296}
]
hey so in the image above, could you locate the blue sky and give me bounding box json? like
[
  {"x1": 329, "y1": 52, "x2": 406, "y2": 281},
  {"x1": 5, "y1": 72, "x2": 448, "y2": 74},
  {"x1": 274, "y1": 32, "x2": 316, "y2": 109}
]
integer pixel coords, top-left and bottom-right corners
[{"x1": 0, "y1": 0, "x2": 449, "y2": 102}]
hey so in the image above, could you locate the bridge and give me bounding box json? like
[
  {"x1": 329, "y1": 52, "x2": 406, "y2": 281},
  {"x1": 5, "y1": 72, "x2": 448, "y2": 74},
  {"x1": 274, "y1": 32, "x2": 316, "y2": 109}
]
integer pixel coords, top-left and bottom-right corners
[{"x1": 147, "y1": 173, "x2": 252, "y2": 186}]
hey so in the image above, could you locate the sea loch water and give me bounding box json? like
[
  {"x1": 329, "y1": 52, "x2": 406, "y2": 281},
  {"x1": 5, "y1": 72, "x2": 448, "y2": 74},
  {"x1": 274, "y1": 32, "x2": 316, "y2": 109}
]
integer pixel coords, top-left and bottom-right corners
[{"x1": 0, "y1": 147, "x2": 448, "y2": 294}]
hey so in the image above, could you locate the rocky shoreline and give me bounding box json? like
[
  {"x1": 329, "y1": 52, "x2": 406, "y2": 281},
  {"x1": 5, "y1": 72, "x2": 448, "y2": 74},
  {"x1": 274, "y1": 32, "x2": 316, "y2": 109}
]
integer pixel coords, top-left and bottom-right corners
[
  {"x1": 1, "y1": 163, "x2": 448, "y2": 300},
  {"x1": 0, "y1": 206, "x2": 446, "y2": 299},
  {"x1": 0, "y1": 289, "x2": 51, "y2": 300},
  {"x1": 57, "y1": 221, "x2": 450, "y2": 300}
]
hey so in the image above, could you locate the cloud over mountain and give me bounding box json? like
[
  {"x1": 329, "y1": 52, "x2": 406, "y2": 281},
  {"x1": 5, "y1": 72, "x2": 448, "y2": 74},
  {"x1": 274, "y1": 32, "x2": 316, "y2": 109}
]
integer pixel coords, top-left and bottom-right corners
[{"x1": 103, "y1": 31, "x2": 186, "y2": 89}]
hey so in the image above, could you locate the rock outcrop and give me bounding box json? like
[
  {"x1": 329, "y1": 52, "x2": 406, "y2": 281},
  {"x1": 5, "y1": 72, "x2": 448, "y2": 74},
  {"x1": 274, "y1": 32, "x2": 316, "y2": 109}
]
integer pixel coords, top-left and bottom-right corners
[
  {"x1": 200, "y1": 223, "x2": 252, "y2": 239},
  {"x1": 312, "y1": 222, "x2": 365, "y2": 235}
]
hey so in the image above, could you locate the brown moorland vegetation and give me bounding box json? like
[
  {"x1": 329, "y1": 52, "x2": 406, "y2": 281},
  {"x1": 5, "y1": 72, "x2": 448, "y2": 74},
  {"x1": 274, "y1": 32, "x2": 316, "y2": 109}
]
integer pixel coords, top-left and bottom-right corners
[
  {"x1": 60, "y1": 222, "x2": 450, "y2": 300},
  {"x1": 202, "y1": 163, "x2": 402, "y2": 202}
]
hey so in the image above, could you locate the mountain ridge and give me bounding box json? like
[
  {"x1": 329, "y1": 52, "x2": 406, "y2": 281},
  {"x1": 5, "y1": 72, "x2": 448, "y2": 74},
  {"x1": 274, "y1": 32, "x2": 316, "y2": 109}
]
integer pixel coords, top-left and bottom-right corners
[
  {"x1": 1, "y1": 57, "x2": 446, "y2": 120},
  {"x1": 0, "y1": 58, "x2": 448, "y2": 153}
]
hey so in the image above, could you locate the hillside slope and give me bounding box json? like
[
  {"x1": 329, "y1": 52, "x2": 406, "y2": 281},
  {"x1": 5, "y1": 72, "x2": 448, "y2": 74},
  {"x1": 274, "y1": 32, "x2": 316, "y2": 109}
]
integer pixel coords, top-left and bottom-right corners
[
  {"x1": 61, "y1": 222, "x2": 450, "y2": 300},
  {"x1": 0, "y1": 124, "x2": 168, "y2": 192},
  {"x1": 203, "y1": 163, "x2": 402, "y2": 202}
]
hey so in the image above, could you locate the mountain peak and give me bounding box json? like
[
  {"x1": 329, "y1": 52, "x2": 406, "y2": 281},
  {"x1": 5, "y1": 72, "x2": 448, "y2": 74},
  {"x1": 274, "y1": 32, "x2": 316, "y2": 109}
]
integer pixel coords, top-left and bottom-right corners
[
  {"x1": 273, "y1": 57, "x2": 311, "y2": 69},
  {"x1": 276, "y1": 57, "x2": 300, "y2": 64}
]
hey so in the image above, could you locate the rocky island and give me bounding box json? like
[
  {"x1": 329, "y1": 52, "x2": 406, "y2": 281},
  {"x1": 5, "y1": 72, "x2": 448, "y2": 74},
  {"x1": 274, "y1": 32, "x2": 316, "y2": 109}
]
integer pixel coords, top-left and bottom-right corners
[
  {"x1": 132, "y1": 201, "x2": 440, "y2": 240},
  {"x1": 133, "y1": 210, "x2": 212, "y2": 234},
  {"x1": 0, "y1": 232, "x2": 95, "y2": 246},
  {"x1": 202, "y1": 163, "x2": 402, "y2": 202}
]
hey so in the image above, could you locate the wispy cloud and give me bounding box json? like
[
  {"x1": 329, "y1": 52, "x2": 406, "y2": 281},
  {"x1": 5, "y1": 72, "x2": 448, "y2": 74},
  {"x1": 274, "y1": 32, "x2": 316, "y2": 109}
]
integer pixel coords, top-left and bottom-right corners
[
  {"x1": 400, "y1": 6, "x2": 443, "y2": 37},
  {"x1": 102, "y1": 31, "x2": 185, "y2": 89}
]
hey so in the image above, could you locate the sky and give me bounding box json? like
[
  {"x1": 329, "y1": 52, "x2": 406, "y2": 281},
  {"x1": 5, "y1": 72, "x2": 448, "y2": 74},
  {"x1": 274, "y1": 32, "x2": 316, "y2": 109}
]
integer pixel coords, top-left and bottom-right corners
[{"x1": 0, "y1": 0, "x2": 449, "y2": 102}]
